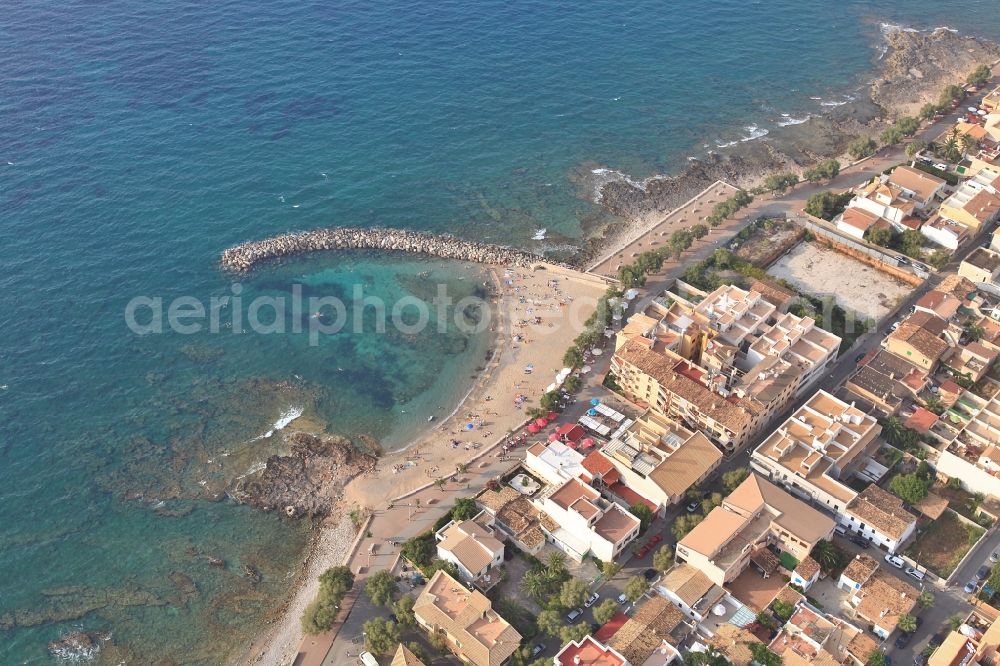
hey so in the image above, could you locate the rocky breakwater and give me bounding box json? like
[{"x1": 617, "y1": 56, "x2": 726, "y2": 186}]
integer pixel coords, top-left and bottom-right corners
[{"x1": 220, "y1": 227, "x2": 542, "y2": 272}]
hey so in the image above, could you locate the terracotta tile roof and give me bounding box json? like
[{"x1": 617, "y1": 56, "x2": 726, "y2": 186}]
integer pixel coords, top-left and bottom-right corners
[
  {"x1": 774, "y1": 585, "x2": 805, "y2": 608},
  {"x1": 647, "y1": 431, "x2": 722, "y2": 497},
  {"x1": 795, "y1": 556, "x2": 821, "y2": 580},
  {"x1": 842, "y1": 554, "x2": 879, "y2": 585},
  {"x1": 724, "y1": 474, "x2": 836, "y2": 545},
  {"x1": 438, "y1": 515, "x2": 504, "y2": 576},
  {"x1": 855, "y1": 572, "x2": 918, "y2": 633},
  {"x1": 609, "y1": 596, "x2": 685, "y2": 665},
  {"x1": 555, "y1": 636, "x2": 627, "y2": 666},
  {"x1": 593, "y1": 612, "x2": 629, "y2": 643},
  {"x1": 414, "y1": 570, "x2": 522, "y2": 666},
  {"x1": 582, "y1": 450, "x2": 616, "y2": 478},
  {"x1": 887, "y1": 165, "x2": 946, "y2": 201},
  {"x1": 662, "y1": 564, "x2": 715, "y2": 606},
  {"x1": 751, "y1": 279, "x2": 796, "y2": 309},
  {"x1": 841, "y1": 207, "x2": 882, "y2": 232},
  {"x1": 614, "y1": 340, "x2": 755, "y2": 432},
  {"x1": 889, "y1": 311, "x2": 949, "y2": 361},
  {"x1": 914, "y1": 493, "x2": 949, "y2": 520},
  {"x1": 708, "y1": 624, "x2": 763, "y2": 666},
  {"x1": 392, "y1": 644, "x2": 426, "y2": 666},
  {"x1": 847, "y1": 631, "x2": 879, "y2": 664},
  {"x1": 905, "y1": 407, "x2": 939, "y2": 434},
  {"x1": 845, "y1": 485, "x2": 915, "y2": 540},
  {"x1": 961, "y1": 189, "x2": 1000, "y2": 222}
]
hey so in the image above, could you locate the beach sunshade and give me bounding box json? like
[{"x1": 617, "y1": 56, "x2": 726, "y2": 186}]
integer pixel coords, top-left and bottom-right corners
[
  {"x1": 465, "y1": 423, "x2": 475, "y2": 430},
  {"x1": 591, "y1": 348, "x2": 603, "y2": 356},
  {"x1": 534, "y1": 417, "x2": 549, "y2": 427},
  {"x1": 581, "y1": 438, "x2": 595, "y2": 448},
  {"x1": 587, "y1": 408, "x2": 598, "y2": 416},
  {"x1": 547, "y1": 432, "x2": 560, "y2": 441},
  {"x1": 590, "y1": 398, "x2": 601, "y2": 406},
  {"x1": 581, "y1": 365, "x2": 592, "y2": 373},
  {"x1": 979, "y1": 109, "x2": 988, "y2": 115},
  {"x1": 546, "y1": 411, "x2": 559, "y2": 420},
  {"x1": 969, "y1": 107, "x2": 978, "y2": 112},
  {"x1": 527, "y1": 424, "x2": 541, "y2": 433},
  {"x1": 565, "y1": 440, "x2": 578, "y2": 449}
]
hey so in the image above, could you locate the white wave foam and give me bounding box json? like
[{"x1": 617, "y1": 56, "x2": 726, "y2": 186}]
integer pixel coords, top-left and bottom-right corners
[
  {"x1": 740, "y1": 125, "x2": 769, "y2": 142},
  {"x1": 880, "y1": 22, "x2": 919, "y2": 35},
  {"x1": 820, "y1": 99, "x2": 848, "y2": 107},
  {"x1": 777, "y1": 114, "x2": 810, "y2": 127},
  {"x1": 236, "y1": 460, "x2": 267, "y2": 480},
  {"x1": 248, "y1": 406, "x2": 303, "y2": 442},
  {"x1": 532, "y1": 228, "x2": 547, "y2": 240},
  {"x1": 589, "y1": 167, "x2": 649, "y2": 203}
]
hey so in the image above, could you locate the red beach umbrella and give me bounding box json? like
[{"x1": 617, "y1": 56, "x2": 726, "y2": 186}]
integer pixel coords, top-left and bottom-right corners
[
  {"x1": 565, "y1": 440, "x2": 578, "y2": 449},
  {"x1": 527, "y1": 424, "x2": 541, "y2": 434},
  {"x1": 581, "y1": 438, "x2": 595, "y2": 448},
  {"x1": 547, "y1": 432, "x2": 560, "y2": 442},
  {"x1": 534, "y1": 417, "x2": 549, "y2": 428},
  {"x1": 546, "y1": 411, "x2": 559, "y2": 421}
]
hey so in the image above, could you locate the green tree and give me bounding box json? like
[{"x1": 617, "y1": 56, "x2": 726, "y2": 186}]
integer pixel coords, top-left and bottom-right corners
[
  {"x1": 763, "y1": 172, "x2": 799, "y2": 193},
  {"x1": 301, "y1": 598, "x2": 341, "y2": 635},
  {"x1": 593, "y1": 598, "x2": 620, "y2": 625},
  {"x1": 301, "y1": 565, "x2": 356, "y2": 634},
  {"x1": 890, "y1": 473, "x2": 931, "y2": 504},
  {"x1": 430, "y1": 631, "x2": 449, "y2": 654},
  {"x1": 365, "y1": 570, "x2": 399, "y2": 607},
  {"x1": 772, "y1": 599, "x2": 795, "y2": 621},
  {"x1": 363, "y1": 617, "x2": 400, "y2": 655},
  {"x1": 536, "y1": 609, "x2": 563, "y2": 638},
  {"x1": 624, "y1": 575, "x2": 648, "y2": 602},
  {"x1": 899, "y1": 229, "x2": 925, "y2": 258},
  {"x1": 918, "y1": 103, "x2": 939, "y2": 120},
  {"x1": 803, "y1": 159, "x2": 840, "y2": 183},
  {"x1": 866, "y1": 226, "x2": 894, "y2": 248},
  {"x1": 702, "y1": 492, "x2": 723, "y2": 514},
  {"x1": 407, "y1": 642, "x2": 432, "y2": 664},
  {"x1": 652, "y1": 545, "x2": 675, "y2": 572},
  {"x1": 848, "y1": 136, "x2": 877, "y2": 160},
  {"x1": 962, "y1": 134, "x2": 979, "y2": 155},
  {"x1": 319, "y1": 566, "x2": 355, "y2": 596},
  {"x1": 805, "y1": 190, "x2": 852, "y2": 220},
  {"x1": 401, "y1": 534, "x2": 435, "y2": 567},
  {"x1": 559, "y1": 579, "x2": 589, "y2": 610},
  {"x1": 898, "y1": 614, "x2": 918, "y2": 634},
  {"x1": 672, "y1": 513, "x2": 704, "y2": 540},
  {"x1": 881, "y1": 126, "x2": 905, "y2": 146},
  {"x1": 560, "y1": 623, "x2": 591, "y2": 645},
  {"x1": 563, "y1": 346, "x2": 584, "y2": 368},
  {"x1": 691, "y1": 223, "x2": 709, "y2": 239},
  {"x1": 968, "y1": 64, "x2": 992, "y2": 87},
  {"x1": 940, "y1": 84, "x2": 965, "y2": 106},
  {"x1": 906, "y1": 141, "x2": 927, "y2": 158},
  {"x1": 392, "y1": 594, "x2": 416, "y2": 627},
  {"x1": 723, "y1": 467, "x2": 751, "y2": 492},
  {"x1": 811, "y1": 540, "x2": 841, "y2": 571},
  {"x1": 749, "y1": 643, "x2": 783, "y2": 666},
  {"x1": 685, "y1": 649, "x2": 730, "y2": 666},
  {"x1": 918, "y1": 590, "x2": 935, "y2": 609},
  {"x1": 967, "y1": 321, "x2": 987, "y2": 342},
  {"x1": 434, "y1": 477, "x2": 446, "y2": 492},
  {"x1": 868, "y1": 649, "x2": 887, "y2": 666},
  {"x1": 948, "y1": 615, "x2": 964, "y2": 631},
  {"x1": 629, "y1": 502, "x2": 654, "y2": 532},
  {"x1": 452, "y1": 497, "x2": 478, "y2": 520}
]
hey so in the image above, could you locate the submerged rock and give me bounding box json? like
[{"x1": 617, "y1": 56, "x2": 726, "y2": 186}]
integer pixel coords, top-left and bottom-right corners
[{"x1": 47, "y1": 629, "x2": 111, "y2": 662}]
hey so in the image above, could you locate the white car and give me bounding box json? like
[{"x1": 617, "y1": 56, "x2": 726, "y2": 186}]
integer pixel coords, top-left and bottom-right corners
[
  {"x1": 617, "y1": 593, "x2": 628, "y2": 605},
  {"x1": 933, "y1": 163, "x2": 948, "y2": 171},
  {"x1": 585, "y1": 592, "x2": 600, "y2": 608},
  {"x1": 885, "y1": 554, "x2": 905, "y2": 569}
]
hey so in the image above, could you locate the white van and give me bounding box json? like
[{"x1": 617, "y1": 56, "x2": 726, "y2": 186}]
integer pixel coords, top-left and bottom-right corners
[
  {"x1": 834, "y1": 525, "x2": 847, "y2": 537},
  {"x1": 360, "y1": 651, "x2": 380, "y2": 666}
]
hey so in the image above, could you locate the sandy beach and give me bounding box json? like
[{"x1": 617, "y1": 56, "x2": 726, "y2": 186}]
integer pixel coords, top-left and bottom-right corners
[{"x1": 242, "y1": 262, "x2": 610, "y2": 665}]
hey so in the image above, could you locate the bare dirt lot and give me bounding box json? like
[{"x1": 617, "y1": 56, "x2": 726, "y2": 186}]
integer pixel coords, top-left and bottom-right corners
[{"x1": 768, "y1": 242, "x2": 912, "y2": 321}]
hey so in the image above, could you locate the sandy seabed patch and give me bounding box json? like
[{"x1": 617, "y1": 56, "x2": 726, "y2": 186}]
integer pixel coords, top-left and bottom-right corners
[{"x1": 768, "y1": 242, "x2": 912, "y2": 320}]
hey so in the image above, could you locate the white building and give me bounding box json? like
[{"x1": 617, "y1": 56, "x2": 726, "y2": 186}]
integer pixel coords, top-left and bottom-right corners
[
  {"x1": 435, "y1": 511, "x2": 505, "y2": 583},
  {"x1": 534, "y1": 477, "x2": 640, "y2": 562}
]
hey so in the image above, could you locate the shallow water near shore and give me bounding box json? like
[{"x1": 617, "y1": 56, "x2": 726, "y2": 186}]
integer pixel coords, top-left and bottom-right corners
[{"x1": 2, "y1": 0, "x2": 1000, "y2": 661}]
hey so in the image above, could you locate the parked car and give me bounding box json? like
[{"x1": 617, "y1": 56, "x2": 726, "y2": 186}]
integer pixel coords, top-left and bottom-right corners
[
  {"x1": 895, "y1": 256, "x2": 910, "y2": 265},
  {"x1": 991, "y1": 550, "x2": 999, "y2": 563},
  {"x1": 854, "y1": 353, "x2": 866, "y2": 364},
  {"x1": 643, "y1": 568, "x2": 658, "y2": 582},
  {"x1": 977, "y1": 565, "x2": 992, "y2": 580},
  {"x1": 649, "y1": 534, "x2": 663, "y2": 546},
  {"x1": 585, "y1": 592, "x2": 600, "y2": 608},
  {"x1": 965, "y1": 580, "x2": 979, "y2": 594},
  {"x1": 895, "y1": 632, "x2": 913, "y2": 649},
  {"x1": 566, "y1": 608, "x2": 584, "y2": 624},
  {"x1": 617, "y1": 593, "x2": 628, "y2": 605},
  {"x1": 850, "y1": 535, "x2": 871, "y2": 549},
  {"x1": 685, "y1": 502, "x2": 699, "y2": 513},
  {"x1": 532, "y1": 644, "x2": 546, "y2": 658},
  {"x1": 884, "y1": 554, "x2": 905, "y2": 569},
  {"x1": 913, "y1": 654, "x2": 928, "y2": 666},
  {"x1": 933, "y1": 163, "x2": 948, "y2": 171},
  {"x1": 835, "y1": 525, "x2": 848, "y2": 537},
  {"x1": 905, "y1": 567, "x2": 925, "y2": 582}
]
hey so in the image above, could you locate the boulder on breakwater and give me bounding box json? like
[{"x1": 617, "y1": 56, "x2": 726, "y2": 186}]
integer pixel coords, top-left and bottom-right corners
[{"x1": 220, "y1": 226, "x2": 543, "y2": 272}]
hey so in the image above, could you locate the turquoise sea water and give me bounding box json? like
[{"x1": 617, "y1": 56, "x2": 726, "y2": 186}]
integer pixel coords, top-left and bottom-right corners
[{"x1": 2, "y1": 1, "x2": 998, "y2": 662}]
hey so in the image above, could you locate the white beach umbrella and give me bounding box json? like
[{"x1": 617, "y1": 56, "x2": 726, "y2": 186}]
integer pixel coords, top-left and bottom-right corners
[
  {"x1": 581, "y1": 365, "x2": 592, "y2": 373},
  {"x1": 591, "y1": 348, "x2": 603, "y2": 356}
]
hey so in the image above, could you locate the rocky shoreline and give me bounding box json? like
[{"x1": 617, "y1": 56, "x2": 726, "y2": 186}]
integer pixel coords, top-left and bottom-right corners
[
  {"x1": 586, "y1": 27, "x2": 1000, "y2": 251},
  {"x1": 221, "y1": 226, "x2": 544, "y2": 272}
]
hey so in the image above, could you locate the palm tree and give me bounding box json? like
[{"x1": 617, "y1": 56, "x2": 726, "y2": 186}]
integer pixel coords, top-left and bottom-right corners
[
  {"x1": 961, "y1": 133, "x2": 979, "y2": 156},
  {"x1": 520, "y1": 570, "x2": 547, "y2": 601},
  {"x1": 898, "y1": 614, "x2": 918, "y2": 634},
  {"x1": 455, "y1": 462, "x2": 469, "y2": 475},
  {"x1": 918, "y1": 591, "x2": 935, "y2": 608},
  {"x1": 434, "y1": 478, "x2": 446, "y2": 492},
  {"x1": 811, "y1": 540, "x2": 840, "y2": 571},
  {"x1": 546, "y1": 551, "x2": 567, "y2": 575},
  {"x1": 881, "y1": 417, "x2": 904, "y2": 447}
]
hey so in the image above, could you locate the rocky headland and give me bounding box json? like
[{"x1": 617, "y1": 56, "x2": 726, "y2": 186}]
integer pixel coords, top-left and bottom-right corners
[{"x1": 586, "y1": 27, "x2": 1000, "y2": 256}]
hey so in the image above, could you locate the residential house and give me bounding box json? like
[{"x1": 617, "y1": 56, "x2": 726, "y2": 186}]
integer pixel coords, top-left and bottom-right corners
[
  {"x1": 474, "y1": 485, "x2": 552, "y2": 556},
  {"x1": 769, "y1": 601, "x2": 871, "y2": 666},
  {"x1": 392, "y1": 644, "x2": 426, "y2": 666},
  {"x1": 939, "y1": 169, "x2": 1000, "y2": 230},
  {"x1": 936, "y1": 393, "x2": 1000, "y2": 496},
  {"x1": 675, "y1": 474, "x2": 835, "y2": 586},
  {"x1": 751, "y1": 390, "x2": 882, "y2": 519},
  {"x1": 844, "y1": 350, "x2": 928, "y2": 415},
  {"x1": 947, "y1": 340, "x2": 998, "y2": 384},
  {"x1": 790, "y1": 556, "x2": 822, "y2": 592},
  {"x1": 607, "y1": 596, "x2": 688, "y2": 666},
  {"x1": 981, "y1": 84, "x2": 1000, "y2": 113},
  {"x1": 842, "y1": 485, "x2": 917, "y2": 553},
  {"x1": 921, "y1": 215, "x2": 970, "y2": 250},
  {"x1": 837, "y1": 207, "x2": 883, "y2": 240},
  {"x1": 887, "y1": 165, "x2": 947, "y2": 209},
  {"x1": 959, "y1": 247, "x2": 1000, "y2": 284},
  {"x1": 837, "y1": 554, "x2": 918, "y2": 639},
  {"x1": 658, "y1": 564, "x2": 725, "y2": 622},
  {"x1": 435, "y1": 511, "x2": 505, "y2": 584},
  {"x1": 928, "y1": 609, "x2": 1000, "y2": 666},
  {"x1": 554, "y1": 637, "x2": 629, "y2": 666},
  {"x1": 413, "y1": 570, "x2": 522, "y2": 666},
  {"x1": 535, "y1": 477, "x2": 640, "y2": 562},
  {"x1": 707, "y1": 625, "x2": 764, "y2": 666},
  {"x1": 915, "y1": 290, "x2": 963, "y2": 321},
  {"x1": 848, "y1": 179, "x2": 918, "y2": 230},
  {"x1": 884, "y1": 311, "x2": 950, "y2": 370},
  {"x1": 598, "y1": 410, "x2": 723, "y2": 513},
  {"x1": 524, "y1": 440, "x2": 587, "y2": 487}
]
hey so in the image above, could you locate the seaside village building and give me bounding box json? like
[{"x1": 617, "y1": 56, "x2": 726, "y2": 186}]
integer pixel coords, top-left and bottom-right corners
[
  {"x1": 392, "y1": 645, "x2": 426, "y2": 666},
  {"x1": 959, "y1": 246, "x2": 1000, "y2": 286},
  {"x1": 584, "y1": 409, "x2": 723, "y2": 515},
  {"x1": 611, "y1": 281, "x2": 841, "y2": 452},
  {"x1": 435, "y1": 510, "x2": 505, "y2": 586},
  {"x1": 674, "y1": 473, "x2": 835, "y2": 586},
  {"x1": 837, "y1": 554, "x2": 918, "y2": 640},
  {"x1": 750, "y1": 390, "x2": 917, "y2": 553},
  {"x1": 767, "y1": 598, "x2": 878, "y2": 666},
  {"x1": 836, "y1": 165, "x2": 946, "y2": 239},
  {"x1": 934, "y1": 392, "x2": 1000, "y2": 498},
  {"x1": 938, "y1": 167, "x2": 1000, "y2": 232},
  {"x1": 928, "y1": 608, "x2": 1000, "y2": 666},
  {"x1": 413, "y1": 569, "x2": 521, "y2": 666}
]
